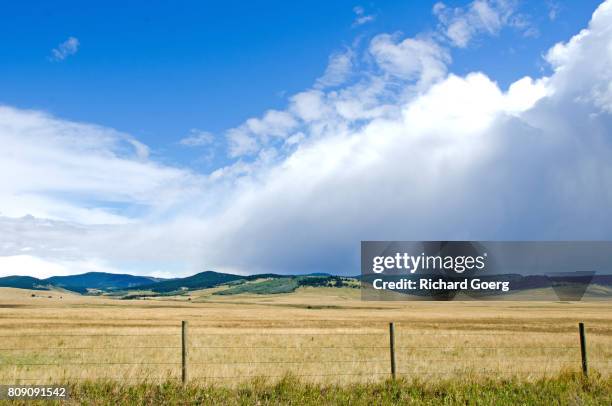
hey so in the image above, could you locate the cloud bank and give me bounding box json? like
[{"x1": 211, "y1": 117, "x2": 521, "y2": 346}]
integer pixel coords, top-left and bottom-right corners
[{"x1": 2, "y1": 1, "x2": 612, "y2": 277}]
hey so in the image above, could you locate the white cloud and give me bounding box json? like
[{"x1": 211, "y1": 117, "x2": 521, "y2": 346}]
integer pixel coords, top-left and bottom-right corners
[
  {"x1": 50, "y1": 36, "x2": 80, "y2": 61},
  {"x1": 202, "y1": 0, "x2": 612, "y2": 273},
  {"x1": 316, "y1": 50, "x2": 354, "y2": 88},
  {"x1": 433, "y1": 0, "x2": 534, "y2": 47},
  {"x1": 369, "y1": 34, "x2": 450, "y2": 85},
  {"x1": 353, "y1": 6, "x2": 376, "y2": 27},
  {"x1": 0, "y1": 255, "x2": 126, "y2": 279},
  {"x1": 246, "y1": 110, "x2": 297, "y2": 137},
  {"x1": 0, "y1": 255, "x2": 71, "y2": 279},
  {"x1": 226, "y1": 27, "x2": 453, "y2": 159},
  {"x1": 226, "y1": 127, "x2": 260, "y2": 157},
  {"x1": 544, "y1": 1, "x2": 612, "y2": 113},
  {"x1": 547, "y1": 1, "x2": 561, "y2": 21},
  {"x1": 227, "y1": 109, "x2": 298, "y2": 157},
  {"x1": 0, "y1": 105, "x2": 204, "y2": 225},
  {"x1": 2, "y1": 1, "x2": 612, "y2": 277},
  {"x1": 180, "y1": 129, "x2": 215, "y2": 146},
  {"x1": 289, "y1": 90, "x2": 329, "y2": 122},
  {"x1": 0, "y1": 214, "x2": 207, "y2": 278}
]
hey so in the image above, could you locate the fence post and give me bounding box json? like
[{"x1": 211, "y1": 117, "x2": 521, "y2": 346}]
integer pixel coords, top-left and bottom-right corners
[
  {"x1": 389, "y1": 322, "x2": 396, "y2": 380},
  {"x1": 182, "y1": 320, "x2": 188, "y2": 384},
  {"x1": 579, "y1": 322, "x2": 588, "y2": 377}
]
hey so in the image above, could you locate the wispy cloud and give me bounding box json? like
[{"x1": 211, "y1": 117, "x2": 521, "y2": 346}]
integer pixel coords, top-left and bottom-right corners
[
  {"x1": 547, "y1": 1, "x2": 561, "y2": 21},
  {"x1": 315, "y1": 49, "x2": 354, "y2": 88},
  {"x1": 180, "y1": 129, "x2": 215, "y2": 147},
  {"x1": 433, "y1": 0, "x2": 536, "y2": 47},
  {"x1": 50, "y1": 36, "x2": 80, "y2": 61},
  {"x1": 352, "y1": 5, "x2": 376, "y2": 27}
]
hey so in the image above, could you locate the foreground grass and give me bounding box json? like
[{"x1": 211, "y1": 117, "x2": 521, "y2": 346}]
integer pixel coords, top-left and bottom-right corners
[{"x1": 2, "y1": 373, "x2": 611, "y2": 405}]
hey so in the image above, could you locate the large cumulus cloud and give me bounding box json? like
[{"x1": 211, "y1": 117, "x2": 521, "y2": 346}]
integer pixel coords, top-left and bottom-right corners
[{"x1": 196, "y1": 0, "x2": 612, "y2": 274}]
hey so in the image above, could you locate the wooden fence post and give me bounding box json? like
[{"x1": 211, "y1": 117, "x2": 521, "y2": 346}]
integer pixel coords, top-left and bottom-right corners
[
  {"x1": 182, "y1": 320, "x2": 188, "y2": 384},
  {"x1": 579, "y1": 322, "x2": 588, "y2": 377},
  {"x1": 389, "y1": 322, "x2": 396, "y2": 380}
]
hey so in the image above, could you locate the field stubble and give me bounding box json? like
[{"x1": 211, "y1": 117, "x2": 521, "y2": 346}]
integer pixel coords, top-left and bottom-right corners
[{"x1": 0, "y1": 286, "x2": 610, "y2": 385}]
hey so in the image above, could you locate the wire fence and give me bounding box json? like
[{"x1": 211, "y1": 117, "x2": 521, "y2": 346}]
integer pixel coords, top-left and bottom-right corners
[{"x1": 0, "y1": 322, "x2": 610, "y2": 384}]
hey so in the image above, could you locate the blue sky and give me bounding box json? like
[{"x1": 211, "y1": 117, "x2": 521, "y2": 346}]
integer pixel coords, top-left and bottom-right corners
[
  {"x1": 0, "y1": 1, "x2": 602, "y2": 171},
  {"x1": 1, "y1": 1, "x2": 612, "y2": 277}
]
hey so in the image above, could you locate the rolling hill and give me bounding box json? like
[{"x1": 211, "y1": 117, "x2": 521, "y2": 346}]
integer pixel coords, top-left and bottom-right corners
[
  {"x1": 134, "y1": 271, "x2": 303, "y2": 294},
  {"x1": 136, "y1": 271, "x2": 245, "y2": 293},
  {"x1": 45, "y1": 272, "x2": 162, "y2": 293},
  {"x1": 1, "y1": 269, "x2": 612, "y2": 299},
  {"x1": 0, "y1": 272, "x2": 163, "y2": 294},
  {"x1": 0, "y1": 275, "x2": 49, "y2": 290}
]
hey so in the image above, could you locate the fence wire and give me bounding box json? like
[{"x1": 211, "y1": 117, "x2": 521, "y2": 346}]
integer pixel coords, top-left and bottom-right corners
[{"x1": 0, "y1": 323, "x2": 610, "y2": 384}]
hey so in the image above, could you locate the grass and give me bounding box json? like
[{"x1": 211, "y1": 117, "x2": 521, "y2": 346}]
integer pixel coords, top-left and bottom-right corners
[
  {"x1": 0, "y1": 286, "x2": 610, "y2": 388},
  {"x1": 213, "y1": 276, "x2": 358, "y2": 296},
  {"x1": 214, "y1": 278, "x2": 299, "y2": 295},
  {"x1": 2, "y1": 373, "x2": 610, "y2": 405}
]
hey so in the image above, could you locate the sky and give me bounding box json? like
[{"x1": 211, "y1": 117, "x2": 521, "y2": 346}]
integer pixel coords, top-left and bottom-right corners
[{"x1": 1, "y1": 0, "x2": 612, "y2": 278}]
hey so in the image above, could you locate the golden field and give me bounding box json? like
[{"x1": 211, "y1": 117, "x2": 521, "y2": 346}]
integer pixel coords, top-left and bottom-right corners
[{"x1": 0, "y1": 286, "x2": 610, "y2": 386}]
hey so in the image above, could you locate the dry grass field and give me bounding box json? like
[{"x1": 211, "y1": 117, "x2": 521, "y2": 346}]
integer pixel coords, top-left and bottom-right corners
[{"x1": 0, "y1": 286, "x2": 611, "y2": 386}]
